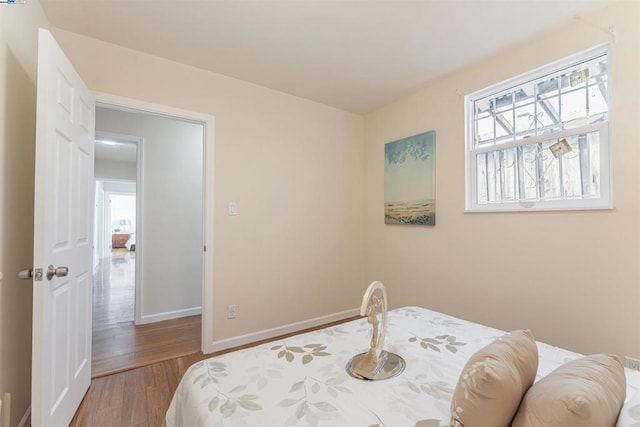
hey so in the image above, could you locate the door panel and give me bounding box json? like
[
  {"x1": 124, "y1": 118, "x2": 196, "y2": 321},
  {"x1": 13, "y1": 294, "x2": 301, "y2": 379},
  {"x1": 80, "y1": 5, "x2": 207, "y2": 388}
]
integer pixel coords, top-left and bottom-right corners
[{"x1": 32, "y1": 29, "x2": 95, "y2": 427}]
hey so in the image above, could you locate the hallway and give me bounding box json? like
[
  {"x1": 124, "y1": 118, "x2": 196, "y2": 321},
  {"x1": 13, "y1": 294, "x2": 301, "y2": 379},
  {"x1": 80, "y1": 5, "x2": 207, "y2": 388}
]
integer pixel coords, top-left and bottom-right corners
[
  {"x1": 92, "y1": 249, "x2": 201, "y2": 377},
  {"x1": 93, "y1": 248, "x2": 135, "y2": 329}
]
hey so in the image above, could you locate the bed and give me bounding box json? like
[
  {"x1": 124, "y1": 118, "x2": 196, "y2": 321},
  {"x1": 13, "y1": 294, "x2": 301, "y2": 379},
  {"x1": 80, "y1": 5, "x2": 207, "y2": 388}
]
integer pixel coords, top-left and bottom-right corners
[
  {"x1": 165, "y1": 306, "x2": 640, "y2": 426},
  {"x1": 125, "y1": 233, "x2": 135, "y2": 251}
]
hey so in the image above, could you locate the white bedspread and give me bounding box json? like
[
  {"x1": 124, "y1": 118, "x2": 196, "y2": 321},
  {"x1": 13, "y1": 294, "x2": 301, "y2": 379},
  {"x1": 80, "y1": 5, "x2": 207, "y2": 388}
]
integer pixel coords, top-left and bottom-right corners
[{"x1": 166, "y1": 307, "x2": 640, "y2": 427}]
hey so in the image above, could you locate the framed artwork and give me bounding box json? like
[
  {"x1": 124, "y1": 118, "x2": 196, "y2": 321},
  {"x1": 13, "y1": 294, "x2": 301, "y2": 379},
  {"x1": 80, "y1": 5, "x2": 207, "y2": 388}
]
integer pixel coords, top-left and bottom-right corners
[{"x1": 384, "y1": 130, "x2": 436, "y2": 225}]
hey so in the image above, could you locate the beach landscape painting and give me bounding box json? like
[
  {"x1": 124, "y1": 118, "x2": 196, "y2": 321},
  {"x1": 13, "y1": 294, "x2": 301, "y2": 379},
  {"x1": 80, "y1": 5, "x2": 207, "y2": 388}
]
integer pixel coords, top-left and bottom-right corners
[{"x1": 384, "y1": 130, "x2": 436, "y2": 225}]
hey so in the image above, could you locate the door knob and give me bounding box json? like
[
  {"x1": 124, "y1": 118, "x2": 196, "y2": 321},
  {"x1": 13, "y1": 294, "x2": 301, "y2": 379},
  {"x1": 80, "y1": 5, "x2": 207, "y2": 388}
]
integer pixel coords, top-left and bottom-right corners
[{"x1": 47, "y1": 265, "x2": 68, "y2": 280}]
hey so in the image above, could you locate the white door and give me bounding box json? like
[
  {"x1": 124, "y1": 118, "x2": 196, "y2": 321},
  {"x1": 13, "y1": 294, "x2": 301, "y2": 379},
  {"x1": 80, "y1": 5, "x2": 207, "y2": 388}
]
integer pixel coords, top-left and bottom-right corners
[{"x1": 32, "y1": 29, "x2": 95, "y2": 427}]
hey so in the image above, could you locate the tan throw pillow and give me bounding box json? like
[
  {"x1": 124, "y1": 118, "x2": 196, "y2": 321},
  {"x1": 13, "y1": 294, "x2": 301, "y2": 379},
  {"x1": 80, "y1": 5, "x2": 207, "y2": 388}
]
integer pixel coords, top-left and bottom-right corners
[
  {"x1": 511, "y1": 353, "x2": 626, "y2": 427},
  {"x1": 450, "y1": 329, "x2": 538, "y2": 427}
]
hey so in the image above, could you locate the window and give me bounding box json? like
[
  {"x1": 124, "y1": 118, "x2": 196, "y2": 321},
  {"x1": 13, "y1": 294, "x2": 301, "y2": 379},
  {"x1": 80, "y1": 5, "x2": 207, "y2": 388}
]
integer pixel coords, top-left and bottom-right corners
[{"x1": 465, "y1": 44, "x2": 611, "y2": 211}]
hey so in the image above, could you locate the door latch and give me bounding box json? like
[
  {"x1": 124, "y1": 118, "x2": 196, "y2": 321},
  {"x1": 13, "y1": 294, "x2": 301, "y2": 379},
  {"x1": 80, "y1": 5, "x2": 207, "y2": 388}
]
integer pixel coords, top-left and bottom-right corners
[{"x1": 18, "y1": 268, "x2": 43, "y2": 281}]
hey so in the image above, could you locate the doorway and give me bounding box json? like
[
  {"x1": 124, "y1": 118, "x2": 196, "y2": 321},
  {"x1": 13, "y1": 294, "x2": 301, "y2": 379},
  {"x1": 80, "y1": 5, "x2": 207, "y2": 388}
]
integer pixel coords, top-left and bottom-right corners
[
  {"x1": 91, "y1": 103, "x2": 208, "y2": 376},
  {"x1": 94, "y1": 188, "x2": 137, "y2": 327},
  {"x1": 94, "y1": 93, "x2": 216, "y2": 354}
]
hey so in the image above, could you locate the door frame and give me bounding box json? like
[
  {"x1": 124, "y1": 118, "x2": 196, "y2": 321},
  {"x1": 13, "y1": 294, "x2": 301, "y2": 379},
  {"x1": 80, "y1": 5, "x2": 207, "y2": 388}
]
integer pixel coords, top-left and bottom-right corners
[
  {"x1": 94, "y1": 92, "x2": 216, "y2": 353},
  {"x1": 95, "y1": 129, "x2": 144, "y2": 324}
]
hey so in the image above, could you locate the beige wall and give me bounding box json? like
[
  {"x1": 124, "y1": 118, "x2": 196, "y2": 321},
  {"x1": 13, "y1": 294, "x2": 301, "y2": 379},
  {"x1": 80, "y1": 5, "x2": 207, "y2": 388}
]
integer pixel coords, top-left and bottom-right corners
[
  {"x1": 0, "y1": 2, "x2": 49, "y2": 426},
  {"x1": 51, "y1": 28, "x2": 366, "y2": 340},
  {"x1": 364, "y1": 0, "x2": 640, "y2": 358}
]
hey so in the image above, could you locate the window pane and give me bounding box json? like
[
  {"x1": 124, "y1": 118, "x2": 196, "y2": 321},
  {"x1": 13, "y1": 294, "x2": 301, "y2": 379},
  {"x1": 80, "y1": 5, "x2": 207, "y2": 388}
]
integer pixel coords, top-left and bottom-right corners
[
  {"x1": 587, "y1": 59, "x2": 608, "y2": 122},
  {"x1": 561, "y1": 86, "x2": 588, "y2": 128},
  {"x1": 501, "y1": 147, "x2": 517, "y2": 200},
  {"x1": 487, "y1": 151, "x2": 501, "y2": 202},
  {"x1": 518, "y1": 144, "x2": 540, "y2": 200},
  {"x1": 588, "y1": 83, "x2": 608, "y2": 120},
  {"x1": 477, "y1": 115, "x2": 495, "y2": 144},
  {"x1": 476, "y1": 130, "x2": 601, "y2": 205},
  {"x1": 536, "y1": 77, "x2": 561, "y2": 134},
  {"x1": 495, "y1": 93, "x2": 514, "y2": 142},
  {"x1": 560, "y1": 135, "x2": 584, "y2": 198},
  {"x1": 476, "y1": 153, "x2": 488, "y2": 204},
  {"x1": 588, "y1": 131, "x2": 601, "y2": 197},
  {"x1": 540, "y1": 141, "x2": 561, "y2": 199},
  {"x1": 514, "y1": 82, "x2": 537, "y2": 139}
]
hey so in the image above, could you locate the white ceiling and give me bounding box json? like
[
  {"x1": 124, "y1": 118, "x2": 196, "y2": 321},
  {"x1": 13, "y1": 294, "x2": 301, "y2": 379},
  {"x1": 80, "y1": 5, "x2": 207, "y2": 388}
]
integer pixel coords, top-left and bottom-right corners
[
  {"x1": 95, "y1": 124, "x2": 137, "y2": 163},
  {"x1": 95, "y1": 141, "x2": 137, "y2": 162},
  {"x1": 41, "y1": 0, "x2": 606, "y2": 114}
]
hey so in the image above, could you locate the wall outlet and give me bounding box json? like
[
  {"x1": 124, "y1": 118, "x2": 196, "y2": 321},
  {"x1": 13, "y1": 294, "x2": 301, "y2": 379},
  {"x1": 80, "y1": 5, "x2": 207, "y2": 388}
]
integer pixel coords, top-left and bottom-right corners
[
  {"x1": 625, "y1": 356, "x2": 640, "y2": 371},
  {"x1": 227, "y1": 304, "x2": 237, "y2": 319}
]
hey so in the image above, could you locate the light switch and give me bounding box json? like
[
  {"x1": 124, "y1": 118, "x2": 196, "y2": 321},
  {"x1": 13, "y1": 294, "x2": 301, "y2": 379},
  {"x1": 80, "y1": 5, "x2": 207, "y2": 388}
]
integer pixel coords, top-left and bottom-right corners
[{"x1": 228, "y1": 202, "x2": 237, "y2": 216}]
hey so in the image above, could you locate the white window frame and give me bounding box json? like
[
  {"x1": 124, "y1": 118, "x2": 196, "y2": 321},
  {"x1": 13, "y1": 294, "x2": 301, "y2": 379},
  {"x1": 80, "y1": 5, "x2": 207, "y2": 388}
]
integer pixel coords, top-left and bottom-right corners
[{"x1": 464, "y1": 44, "x2": 612, "y2": 212}]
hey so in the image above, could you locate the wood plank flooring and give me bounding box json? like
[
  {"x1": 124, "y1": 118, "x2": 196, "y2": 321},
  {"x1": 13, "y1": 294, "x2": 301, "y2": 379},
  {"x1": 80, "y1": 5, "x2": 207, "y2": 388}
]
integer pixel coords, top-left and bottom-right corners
[
  {"x1": 92, "y1": 315, "x2": 201, "y2": 378},
  {"x1": 72, "y1": 316, "x2": 360, "y2": 427},
  {"x1": 93, "y1": 249, "x2": 135, "y2": 328},
  {"x1": 92, "y1": 249, "x2": 201, "y2": 378}
]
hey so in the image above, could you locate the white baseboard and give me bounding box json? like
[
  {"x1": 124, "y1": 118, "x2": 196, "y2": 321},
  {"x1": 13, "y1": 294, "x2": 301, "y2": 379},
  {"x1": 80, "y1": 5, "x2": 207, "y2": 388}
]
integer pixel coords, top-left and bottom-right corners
[
  {"x1": 206, "y1": 308, "x2": 360, "y2": 354},
  {"x1": 17, "y1": 406, "x2": 30, "y2": 427},
  {"x1": 138, "y1": 306, "x2": 202, "y2": 325}
]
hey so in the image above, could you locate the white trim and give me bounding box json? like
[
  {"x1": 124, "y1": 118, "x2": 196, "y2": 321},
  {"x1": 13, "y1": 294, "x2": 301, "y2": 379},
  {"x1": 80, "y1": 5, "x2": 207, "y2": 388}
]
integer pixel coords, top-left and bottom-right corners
[
  {"x1": 138, "y1": 306, "x2": 202, "y2": 324},
  {"x1": 134, "y1": 138, "x2": 144, "y2": 325},
  {"x1": 94, "y1": 91, "x2": 215, "y2": 352},
  {"x1": 95, "y1": 131, "x2": 147, "y2": 326},
  {"x1": 17, "y1": 406, "x2": 30, "y2": 427},
  {"x1": 209, "y1": 308, "x2": 360, "y2": 353},
  {"x1": 202, "y1": 103, "x2": 215, "y2": 353}
]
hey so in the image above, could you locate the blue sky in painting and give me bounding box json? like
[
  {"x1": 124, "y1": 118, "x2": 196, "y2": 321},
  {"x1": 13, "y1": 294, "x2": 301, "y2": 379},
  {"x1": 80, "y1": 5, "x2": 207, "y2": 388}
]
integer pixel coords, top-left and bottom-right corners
[{"x1": 385, "y1": 131, "x2": 435, "y2": 203}]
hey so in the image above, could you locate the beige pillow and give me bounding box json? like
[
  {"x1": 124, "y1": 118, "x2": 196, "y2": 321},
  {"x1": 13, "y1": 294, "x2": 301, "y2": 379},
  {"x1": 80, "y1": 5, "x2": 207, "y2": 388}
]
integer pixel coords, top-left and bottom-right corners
[
  {"x1": 511, "y1": 353, "x2": 626, "y2": 427},
  {"x1": 450, "y1": 329, "x2": 538, "y2": 427}
]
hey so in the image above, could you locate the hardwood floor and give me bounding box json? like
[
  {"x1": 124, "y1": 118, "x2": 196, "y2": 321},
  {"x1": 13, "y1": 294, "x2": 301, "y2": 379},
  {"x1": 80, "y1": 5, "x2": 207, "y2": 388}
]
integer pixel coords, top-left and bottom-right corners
[
  {"x1": 94, "y1": 249, "x2": 135, "y2": 328},
  {"x1": 92, "y1": 249, "x2": 201, "y2": 378},
  {"x1": 72, "y1": 316, "x2": 360, "y2": 426},
  {"x1": 72, "y1": 352, "x2": 209, "y2": 427},
  {"x1": 92, "y1": 315, "x2": 201, "y2": 378}
]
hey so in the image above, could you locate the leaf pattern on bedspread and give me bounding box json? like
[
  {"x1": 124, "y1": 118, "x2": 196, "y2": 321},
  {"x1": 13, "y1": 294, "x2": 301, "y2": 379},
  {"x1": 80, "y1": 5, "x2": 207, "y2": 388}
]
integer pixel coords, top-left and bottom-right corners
[
  {"x1": 245, "y1": 362, "x2": 284, "y2": 390},
  {"x1": 278, "y1": 377, "x2": 343, "y2": 426},
  {"x1": 207, "y1": 385, "x2": 264, "y2": 418},
  {"x1": 190, "y1": 360, "x2": 228, "y2": 388},
  {"x1": 408, "y1": 334, "x2": 466, "y2": 354},
  {"x1": 405, "y1": 374, "x2": 454, "y2": 401},
  {"x1": 271, "y1": 342, "x2": 332, "y2": 365}
]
